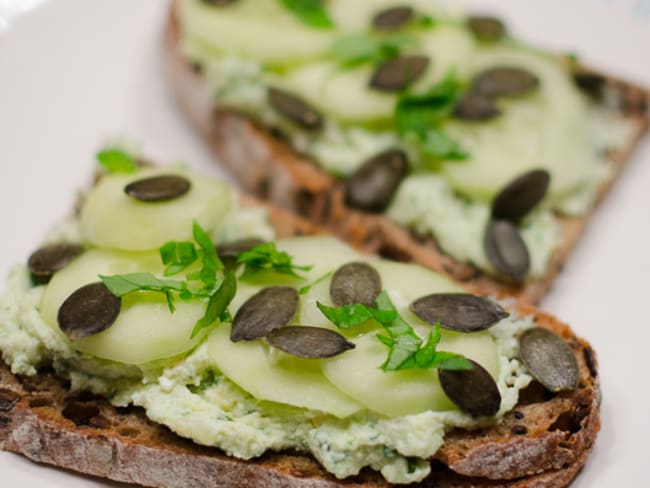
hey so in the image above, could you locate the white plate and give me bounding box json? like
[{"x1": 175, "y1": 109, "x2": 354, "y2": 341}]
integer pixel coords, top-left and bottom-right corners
[{"x1": 0, "y1": 0, "x2": 648, "y2": 486}]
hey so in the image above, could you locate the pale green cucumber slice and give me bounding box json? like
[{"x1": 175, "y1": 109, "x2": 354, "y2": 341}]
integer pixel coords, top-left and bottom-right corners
[
  {"x1": 179, "y1": 0, "x2": 334, "y2": 65},
  {"x1": 442, "y1": 47, "x2": 595, "y2": 201},
  {"x1": 41, "y1": 249, "x2": 208, "y2": 364},
  {"x1": 80, "y1": 168, "x2": 231, "y2": 251},
  {"x1": 322, "y1": 329, "x2": 499, "y2": 417},
  {"x1": 415, "y1": 25, "x2": 477, "y2": 86},
  {"x1": 206, "y1": 323, "x2": 363, "y2": 418}
]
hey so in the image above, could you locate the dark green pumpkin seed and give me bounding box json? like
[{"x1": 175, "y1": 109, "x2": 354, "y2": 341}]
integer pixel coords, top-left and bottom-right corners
[
  {"x1": 28, "y1": 243, "x2": 83, "y2": 285},
  {"x1": 268, "y1": 87, "x2": 323, "y2": 130},
  {"x1": 491, "y1": 169, "x2": 551, "y2": 223},
  {"x1": 266, "y1": 326, "x2": 355, "y2": 358},
  {"x1": 573, "y1": 71, "x2": 607, "y2": 99},
  {"x1": 201, "y1": 0, "x2": 237, "y2": 6},
  {"x1": 217, "y1": 238, "x2": 266, "y2": 259},
  {"x1": 410, "y1": 293, "x2": 508, "y2": 332},
  {"x1": 370, "y1": 55, "x2": 430, "y2": 92},
  {"x1": 519, "y1": 327, "x2": 579, "y2": 392},
  {"x1": 330, "y1": 262, "x2": 382, "y2": 307},
  {"x1": 372, "y1": 6, "x2": 414, "y2": 30},
  {"x1": 453, "y1": 93, "x2": 501, "y2": 121},
  {"x1": 231, "y1": 286, "x2": 299, "y2": 342},
  {"x1": 484, "y1": 220, "x2": 530, "y2": 281},
  {"x1": 124, "y1": 175, "x2": 191, "y2": 202},
  {"x1": 472, "y1": 67, "x2": 539, "y2": 98},
  {"x1": 57, "y1": 282, "x2": 121, "y2": 341},
  {"x1": 344, "y1": 148, "x2": 408, "y2": 212},
  {"x1": 439, "y1": 360, "x2": 501, "y2": 416},
  {"x1": 467, "y1": 16, "x2": 506, "y2": 42}
]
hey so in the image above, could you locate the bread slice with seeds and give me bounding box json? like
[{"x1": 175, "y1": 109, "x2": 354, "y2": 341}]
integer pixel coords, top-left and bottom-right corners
[
  {"x1": 163, "y1": 1, "x2": 650, "y2": 304},
  {"x1": 0, "y1": 288, "x2": 600, "y2": 487}
]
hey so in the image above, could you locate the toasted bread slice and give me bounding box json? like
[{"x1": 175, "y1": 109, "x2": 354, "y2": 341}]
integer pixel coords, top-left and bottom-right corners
[
  {"x1": 163, "y1": 3, "x2": 650, "y2": 304},
  {"x1": 0, "y1": 287, "x2": 600, "y2": 487}
]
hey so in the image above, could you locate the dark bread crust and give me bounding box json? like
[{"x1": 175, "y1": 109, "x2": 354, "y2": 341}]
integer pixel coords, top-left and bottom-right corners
[
  {"x1": 0, "y1": 296, "x2": 600, "y2": 487},
  {"x1": 163, "y1": 4, "x2": 650, "y2": 305}
]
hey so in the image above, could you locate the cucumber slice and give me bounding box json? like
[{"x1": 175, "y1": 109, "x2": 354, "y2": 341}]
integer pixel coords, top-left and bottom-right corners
[
  {"x1": 322, "y1": 329, "x2": 498, "y2": 417},
  {"x1": 41, "y1": 249, "x2": 208, "y2": 364},
  {"x1": 80, "y1": 168, "x2": 231, "y2": 251},
  {"x1": 206, "y1": 323, "x2": 363, "y2": 418},
  {"x1": 180, "y1": 0, "x2": 334, "y2": 65},
  {"x1": 442, "y1": 47, "x2": 595, "y2": 201}
]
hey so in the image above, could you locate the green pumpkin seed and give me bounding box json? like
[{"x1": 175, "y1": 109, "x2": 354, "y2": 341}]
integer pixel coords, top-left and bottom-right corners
[
  {"x1": 439, "y1": 360, "x2": 501, "y2": 416},
  {"x1": 484, "y1": 220, "x2": 530, "y2": 281},
  {"x1": 266, "y1": 326, "x2": 355, "y2": 358},
  {"x1": 201, "y1": 0, "x2": 237, "y2": 6},
  {"x1": 28, "y1": 243, "x2": 83, "y2": 285},
  {"x1": 519, "y1": 327, "x2": 579, "y2": 393},
  {"x1": 58, "y1": 282, "x2": 121, "y2": 341},
  {"x1": 467, "y1": 16, "x2": 506, "y2": 42},
  {"x1": 330, "y1": 262, "x2": 382, "y2": 307},
  {"x1": 410, "y1": 293, "x2": 508, "y2": 332},
  {"x1": 372, "y1": 6, "x2": 414, "y2": 30},
  {"x1": 453, "y1": 93, "x2": 501, "y2": 121},
  {"x1": 217, "y1": 238, "x2": 266, "y2": 259},
  {"x1": 344, "y1": 148, "x2": 409, "y2": 212},
  {"x1": 370, "y1": 55, "x2": 430, "y2": 92},
  {"x1": 231, "y1": 286, "x2": 299, "y2": 342},
  {"x1": 491, "y1": 169, "x2": 551, "y2": 223},
  {"x1": 472, "y1": 67, "x2": 539, "y2": 98},
  {"x1": 268, "y1": 87, "x2": 323, "y2": 130},
  {"x1": 124, "y1": 175, "x2": 191, "y2": 202}
]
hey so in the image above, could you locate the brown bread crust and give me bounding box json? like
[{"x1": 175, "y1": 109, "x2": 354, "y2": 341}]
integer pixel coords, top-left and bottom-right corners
[
  {"x1": 163, "y1": 4, "x2": 650, "y2": 305},
  {"x1": 0, "y1": 297, "x2": 600, "y2": 488}
]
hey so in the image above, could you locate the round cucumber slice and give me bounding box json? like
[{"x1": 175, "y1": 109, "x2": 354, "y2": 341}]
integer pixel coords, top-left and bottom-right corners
[
  {"x1": 41, "y1": 249, "x2": 208, "y2": 364},
  {"x1": 180, "y1": 0, "x2": 334, "y2": 65},
  {"x1": 206, "y1": 323, "x2": 363, "y2": 418},
  {"x1": 80, "y1": 168, "x2": 231, "y2": 251},
  {"x1": 442, "y1": 47, "x2": 595, "y2": 201},
  {"x1": 322, "y1": 329, "x2": 499, "y2": 417}
]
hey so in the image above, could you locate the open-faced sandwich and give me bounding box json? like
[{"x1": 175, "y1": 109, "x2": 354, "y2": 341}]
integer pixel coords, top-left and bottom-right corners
[
  {"x1": 0, "y1": 152, "x2": 600, "y2": 486},
  {"x1": 164, "y1": 0, "x2": 650, "y2": 303}
]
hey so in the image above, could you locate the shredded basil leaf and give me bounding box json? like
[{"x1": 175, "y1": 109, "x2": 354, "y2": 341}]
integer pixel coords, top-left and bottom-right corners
[
  {"x1": 237, "y1": 242, "x2": 312, "y2": 280},
  {"x1": 280, "y1": 0, "x2": 334, "y2": 29},
  {"x1": 191, "y1": 271, "x2": 237, "y2": 338},
  {"x1": 331, "y1": 33, "x2": 417, "y2": 69},
  {"x1": 96, "y1": 148, "x2": 138, "y2": 173},
  {"x1": 160, "y1": 241, "x2": 198, "y2": 276},
  {"x1": 99, "y1": 272, "x2": 191, "y2": 313}
]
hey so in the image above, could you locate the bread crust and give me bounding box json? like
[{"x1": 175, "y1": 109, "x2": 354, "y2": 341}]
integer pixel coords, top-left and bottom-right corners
[
  {"x1": 0, "y1": 297, "x2": 600, "y2": 488},
  {"x1": 163, "y1": 4, "x2": 649, "y2": 305}
]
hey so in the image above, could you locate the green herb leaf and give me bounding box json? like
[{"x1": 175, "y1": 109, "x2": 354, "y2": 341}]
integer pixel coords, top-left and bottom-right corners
[
  {"x1": 280, "y1": 0, "x2": 334, "y2": 29},
  {"x1": 99, "y1": 272, "x2": 192, "y2": 313},
  {"x1": 317, "y1": 302, "x2": 374, "y2": 329},
  {"x1": 160, "y1": 241, "x2": 198, "y2": 276},
  {"x1": 331, "y1": 33, "x2": 417, "y2": 69},
  {"x1": 186, "y1": 220, "x2": 223, "y2": 290},
  {"x1": 96, "y1": 148, "x2": 138, "y2": 173},
  {"x1": 395, "y1": 72, "x2": 468, "y2": 161},
  {"x1": 191, "y1": 271, "x2": 237, "y2": 339},
  {"x1": 298, "y1": 271, "x2": 333, "y2": 295},
  {"x1": 237, "y1": 242, "x2": 312, "y2": 280}
]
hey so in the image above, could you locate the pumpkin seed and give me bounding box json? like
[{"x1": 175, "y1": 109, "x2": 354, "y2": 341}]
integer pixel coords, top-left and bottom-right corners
[
  {"x1": 410, "y1": 293, "x2": 508, "y2": 332},
  {"x1": 484, "y1": 220, "x2": 530, "y2": 281},
  {"x1": 472, "y1": 67, "x2": 539, "y2": 98},
  {"x1": 573, "y1": 71, "x2": 606, "y2": 99},
  {"x1": 491, "y1": 169, "x2": 551, "y2": 223},
  {"x1": 57, "y1": 282, "x2": 121, "y2": 341},
  {"x1": 217, "y1": 238, "x2": 265, "y2": 259},
  {"x1": 231, "y1": 286, "x2": 299, "y2": 342},
  {"x1": 330, "y1": 262, "x2": 382, "y2": 307},
  {"x1": 268, "y1": 87, "x2": 323, "y2": 131},
  {"x1": 370, "y1": 55, "x2": 430, "y2": 92},
  {"x1": 372, "y1": 6, "x2": 414, "y2": 30},
  {"x1": 266, "y1": 326, "x2": 355, "y2": 358},
  {"x1": 438, "y1": 359, "x2": 501, "y2": 416},
  {"x1": 519, "y1": 328, "x2": 579, "y2": 392},
  {"x1": 28, "y1": 243, "x2": 83, "y2": 285},
  {"x1": 467, "y1": 16, "x2": 506, "y2": 42},
  {"x1": 453, "y1": 92, "x2": 500, "y2": 121},
  {"x1": 201, "y1": 0, "x2": 237, "y2": 5},
  {"x1": 344, "y1": 148, "x2": 409, "y2": 212},
  {"x1": 124, "y1": 175, "x2": 191, "y2": 202}
]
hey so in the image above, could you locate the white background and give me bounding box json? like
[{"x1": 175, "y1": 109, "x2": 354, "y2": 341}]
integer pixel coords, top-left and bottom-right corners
[{"x1": 0, "y1": 0, "x2": 648, "y2": 486}]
